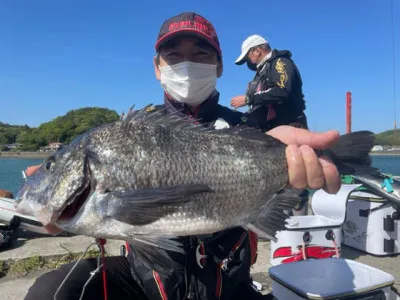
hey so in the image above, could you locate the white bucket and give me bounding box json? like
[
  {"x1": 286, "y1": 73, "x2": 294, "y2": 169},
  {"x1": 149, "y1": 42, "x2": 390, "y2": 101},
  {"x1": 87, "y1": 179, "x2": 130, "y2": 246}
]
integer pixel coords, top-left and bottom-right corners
[
  {"x1": 270, "y1": 184, "x2": 362, "y2": 266},
  {"x1": 343, "y1": 189, "x2": 400, "y2": 256}
]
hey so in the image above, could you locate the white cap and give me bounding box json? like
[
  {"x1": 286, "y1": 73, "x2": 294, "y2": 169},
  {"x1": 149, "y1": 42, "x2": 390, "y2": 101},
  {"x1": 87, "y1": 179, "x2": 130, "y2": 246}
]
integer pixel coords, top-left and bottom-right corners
[{"x1": 235, "y1": 34, "x2": 268, "y2": 65}]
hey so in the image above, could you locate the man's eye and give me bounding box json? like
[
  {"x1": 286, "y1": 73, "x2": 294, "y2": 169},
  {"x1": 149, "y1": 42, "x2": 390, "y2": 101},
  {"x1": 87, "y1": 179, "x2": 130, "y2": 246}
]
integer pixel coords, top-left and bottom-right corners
[{"x1": 166, "y1": 52, "x2": 180, "y2": 57}]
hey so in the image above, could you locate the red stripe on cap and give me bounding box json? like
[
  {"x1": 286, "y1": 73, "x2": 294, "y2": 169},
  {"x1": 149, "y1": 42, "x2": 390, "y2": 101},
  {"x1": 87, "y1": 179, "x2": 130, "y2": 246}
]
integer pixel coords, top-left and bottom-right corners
[{"x1": 155, "y1": 28, "x2": 222, "y2": 56}]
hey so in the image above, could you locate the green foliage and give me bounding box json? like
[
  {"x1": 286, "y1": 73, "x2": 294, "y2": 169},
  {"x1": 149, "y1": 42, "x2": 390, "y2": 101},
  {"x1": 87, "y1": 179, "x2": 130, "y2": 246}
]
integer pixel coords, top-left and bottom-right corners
[
  {"x1": 0, "y1": 123, "x2": 29, "y2": 145},
  {"x1": 0, "y1": 107, "x2": 119, "y2": 151},
  {"x1": 0, "y1": 249, "x2": 104, "y2": 278},
  {"x1": 374, "y1": 130, "x2": 400, "y2": 146},
  {"x1": 8, "y1": 256, "x2": 45, "y2": 277},
  {"x1": 3, "y1": 107, "x2": 398, "y2": 151}
]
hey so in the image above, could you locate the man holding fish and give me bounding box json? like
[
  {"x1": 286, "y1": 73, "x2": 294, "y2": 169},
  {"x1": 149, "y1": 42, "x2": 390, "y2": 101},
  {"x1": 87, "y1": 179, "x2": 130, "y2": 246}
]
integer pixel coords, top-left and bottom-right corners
[{"x1": 21, "y1": 12, "x2": 360, "y2": 300}]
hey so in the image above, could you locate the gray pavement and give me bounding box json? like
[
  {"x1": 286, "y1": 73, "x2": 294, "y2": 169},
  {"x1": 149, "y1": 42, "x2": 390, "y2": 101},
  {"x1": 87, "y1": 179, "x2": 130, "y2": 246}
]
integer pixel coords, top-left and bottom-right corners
[
  {"x1": 0, "y1": 229, "x2": 124, "y2": 300},
  {"x1": 1, "y1": 228, "x2": 400, "y2": 299},
  {"x1": 0, "y1": 230, "x2": 123, "y2": 261}
]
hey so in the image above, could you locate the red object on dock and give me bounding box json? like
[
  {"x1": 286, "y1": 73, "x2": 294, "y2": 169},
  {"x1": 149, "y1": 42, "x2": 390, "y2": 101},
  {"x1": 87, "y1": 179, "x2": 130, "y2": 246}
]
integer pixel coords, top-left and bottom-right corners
[{"x1": 346, "y1": 92, "x2": 352, "y2": 133}]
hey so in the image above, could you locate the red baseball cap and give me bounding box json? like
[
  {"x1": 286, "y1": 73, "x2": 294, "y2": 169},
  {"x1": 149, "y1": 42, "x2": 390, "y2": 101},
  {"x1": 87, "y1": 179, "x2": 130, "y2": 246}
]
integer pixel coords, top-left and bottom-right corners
[{"x1": 155, "y1": 12, "x2": 222, "y2": 57}]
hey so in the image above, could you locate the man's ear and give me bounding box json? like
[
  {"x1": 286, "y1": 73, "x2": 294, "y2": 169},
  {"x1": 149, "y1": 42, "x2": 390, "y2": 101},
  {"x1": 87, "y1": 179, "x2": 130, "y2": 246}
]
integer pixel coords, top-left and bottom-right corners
[
  {"x1": 154, "y1": 56, "x2": 161, "y2": 81},
  {"x1": 217, "y1": 59, "x2": 223, "y2": 78}
]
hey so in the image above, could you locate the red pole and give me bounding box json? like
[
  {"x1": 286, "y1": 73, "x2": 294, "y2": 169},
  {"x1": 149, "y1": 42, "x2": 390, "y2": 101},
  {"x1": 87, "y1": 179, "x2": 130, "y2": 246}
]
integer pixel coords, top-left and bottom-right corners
[{"x1": 346, "y1": 92, "x2": 352, "y2": 133}]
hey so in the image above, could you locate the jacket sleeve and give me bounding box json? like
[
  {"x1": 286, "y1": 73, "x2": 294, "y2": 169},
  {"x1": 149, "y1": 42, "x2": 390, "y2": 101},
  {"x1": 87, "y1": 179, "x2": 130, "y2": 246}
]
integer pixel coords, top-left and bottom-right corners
[{"x1": 249, "y1": 57, "x2": 295, "y2": 106}]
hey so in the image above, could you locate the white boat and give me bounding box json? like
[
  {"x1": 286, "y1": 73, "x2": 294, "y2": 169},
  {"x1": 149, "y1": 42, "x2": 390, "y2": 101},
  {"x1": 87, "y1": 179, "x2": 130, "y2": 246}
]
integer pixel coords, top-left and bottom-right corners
[{"x1": 0, "y1": 196, "x2": 48, "y2": 234}]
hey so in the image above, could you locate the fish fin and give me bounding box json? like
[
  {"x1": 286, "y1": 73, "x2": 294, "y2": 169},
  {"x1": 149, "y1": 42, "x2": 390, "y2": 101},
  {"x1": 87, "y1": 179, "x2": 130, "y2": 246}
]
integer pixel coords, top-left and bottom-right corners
[
  {"x1": 120, "y1": 104, "x2": 154, "y2": 123},
  {"x1": 247, "y1": 188, "x2": 302, "y2": 242},
  {"x1": 107, "y1": 184, "x2": 213, "y2": 225},
  {"x1": 122, "y1": 104, "x2": 208, "y2": 132},
  {"x1": 213, "y1": 125, "x2": 284, "y2": 143},
  {"x1": 121, "y1": 104, "x2": 136, "y2": 120},
  {"x1": 121, "y1": 103, "x2": 290, "y2": 148},
  {"x1": 129, "y1": 235, "x2": 184, "y2": 275},
  {"x1": 127, "y1": 104, "x2": 136, "y2": 114},
  {"x1": 317, "y1": 131, "x2": 378, "y2": 175},
  {"x1": 121, "y1": 104, "x2": 281, "y2": 143},
  {"x1": 246, "y1": 224, "x2": 277, "y2": 241}
]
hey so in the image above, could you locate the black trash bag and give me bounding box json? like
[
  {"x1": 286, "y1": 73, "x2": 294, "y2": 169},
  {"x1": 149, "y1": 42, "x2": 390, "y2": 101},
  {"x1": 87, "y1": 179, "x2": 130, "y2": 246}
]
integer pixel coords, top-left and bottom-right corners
[{"x1": 0, "y1": 229, "x2": 13, "y2": 250}]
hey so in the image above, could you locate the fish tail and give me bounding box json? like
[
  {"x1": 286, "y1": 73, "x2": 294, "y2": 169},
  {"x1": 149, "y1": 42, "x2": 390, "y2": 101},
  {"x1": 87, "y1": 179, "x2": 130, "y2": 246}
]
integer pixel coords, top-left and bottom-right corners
[
  {"x1": 318, "y1": 131, "x2": 400, "y2": 206},
  {"x1": 318, "y1": 130, "x2": 377, "y2": 175}
]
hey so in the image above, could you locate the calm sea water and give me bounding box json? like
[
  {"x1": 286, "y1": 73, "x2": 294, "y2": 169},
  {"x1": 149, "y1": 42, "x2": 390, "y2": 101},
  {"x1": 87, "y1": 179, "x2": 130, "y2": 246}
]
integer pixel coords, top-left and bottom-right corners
[
  {"x1": 0, "y1": 158, "x2": 44, "y2": 196},
  {"x1": 0, "y1": 156, "x2": 399, "y2": 197}
]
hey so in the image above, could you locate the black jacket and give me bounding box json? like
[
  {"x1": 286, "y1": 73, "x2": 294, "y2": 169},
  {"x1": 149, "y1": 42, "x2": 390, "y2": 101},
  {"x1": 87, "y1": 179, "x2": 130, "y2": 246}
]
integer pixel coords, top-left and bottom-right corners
[
  {"x1": 245, "y1": 49, "x2": 308, "y2": 131},
  {"x1": 163, "y1": 90, "x2": 245, "y2": 127},
  {"x1": 127, "y1": 92, "x2": 258, "y2": 300}
]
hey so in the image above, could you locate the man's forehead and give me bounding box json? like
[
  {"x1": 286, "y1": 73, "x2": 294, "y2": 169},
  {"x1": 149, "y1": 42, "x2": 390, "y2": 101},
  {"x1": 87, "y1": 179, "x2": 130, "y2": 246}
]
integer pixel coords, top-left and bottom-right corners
[{"x1": 161, "y1": 35, "x2": 214, "y2": 51}]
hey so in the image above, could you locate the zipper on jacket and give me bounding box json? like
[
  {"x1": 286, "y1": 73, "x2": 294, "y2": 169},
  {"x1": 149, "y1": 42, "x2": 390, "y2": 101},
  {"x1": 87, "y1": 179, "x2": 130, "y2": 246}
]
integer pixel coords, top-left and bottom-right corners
[{"x1": 215, "y1": 231, "x2": 248, "y2": 299}]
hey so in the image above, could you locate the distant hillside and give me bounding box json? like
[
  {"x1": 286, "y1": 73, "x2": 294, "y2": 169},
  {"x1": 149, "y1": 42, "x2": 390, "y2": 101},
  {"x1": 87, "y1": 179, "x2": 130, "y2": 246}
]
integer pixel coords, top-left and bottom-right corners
[
  {"x1": 0, "y1": 107, "x2": 120, "y2": 151},
  {"x1": 2, "y1": 111, "x2": 400, "y2": 151},
  {"x1": 0, "y1": 123, "x2": 30, "y2": 146},
  {"x1": 374, "y1": 129, "x2": 400, "y2": 146}
]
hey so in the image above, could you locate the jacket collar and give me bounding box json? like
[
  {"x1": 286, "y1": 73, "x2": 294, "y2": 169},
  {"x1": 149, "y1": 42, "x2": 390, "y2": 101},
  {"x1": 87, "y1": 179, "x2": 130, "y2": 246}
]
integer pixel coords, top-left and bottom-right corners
[
  {"x1": 164, "y1": 90, "x2": 220, "y2": 123},
  {"x1": 257, "y1": 50, "x2": 273, "y2": 69}
]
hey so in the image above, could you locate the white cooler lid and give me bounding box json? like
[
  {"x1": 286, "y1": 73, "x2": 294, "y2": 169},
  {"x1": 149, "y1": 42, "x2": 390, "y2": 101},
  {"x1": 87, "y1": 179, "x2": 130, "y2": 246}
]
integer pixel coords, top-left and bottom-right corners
[
  {"x1": 310, "y1": 184, "x2": 362, "y2": 225},
  {"x1": 269, "y1": 258, "x2": 394, "y2": 299}
]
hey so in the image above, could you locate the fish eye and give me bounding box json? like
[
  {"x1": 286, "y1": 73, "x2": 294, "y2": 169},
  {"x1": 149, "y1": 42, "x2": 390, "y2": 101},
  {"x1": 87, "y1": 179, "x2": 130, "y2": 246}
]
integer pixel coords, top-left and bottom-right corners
[{"x1": 45, "y1": 161, "x2": 52, "y2": 171}]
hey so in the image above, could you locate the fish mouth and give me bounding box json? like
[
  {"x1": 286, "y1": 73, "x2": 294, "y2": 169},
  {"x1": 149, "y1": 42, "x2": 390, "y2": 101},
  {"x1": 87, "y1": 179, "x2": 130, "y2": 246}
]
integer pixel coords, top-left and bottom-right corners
[
  {"x1": 57, "y1": 180, "x2": 92, "y2": 221},
  {"x1": 56, "y1": 161, "x2": 93, "y2": 222}
]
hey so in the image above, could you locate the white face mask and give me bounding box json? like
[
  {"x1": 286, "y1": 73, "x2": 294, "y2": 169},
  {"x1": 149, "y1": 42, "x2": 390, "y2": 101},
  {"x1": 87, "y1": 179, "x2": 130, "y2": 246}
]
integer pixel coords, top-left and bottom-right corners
[{"x1": 159, "y1": 61, "x2": 217, "y2": 106}]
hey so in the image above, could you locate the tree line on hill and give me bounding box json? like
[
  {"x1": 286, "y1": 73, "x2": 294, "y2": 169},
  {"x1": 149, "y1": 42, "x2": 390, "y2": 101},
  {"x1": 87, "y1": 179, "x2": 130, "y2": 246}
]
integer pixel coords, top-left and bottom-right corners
[
  {"x1": 1, "y1": 107, "x2": 400, "y2": 151},
  {"x1": 0, "y1": 107, "x2": 120, "y2": 151},
  {"x1": 374, "y1": 129, "x2": 400, "y2": 146}
]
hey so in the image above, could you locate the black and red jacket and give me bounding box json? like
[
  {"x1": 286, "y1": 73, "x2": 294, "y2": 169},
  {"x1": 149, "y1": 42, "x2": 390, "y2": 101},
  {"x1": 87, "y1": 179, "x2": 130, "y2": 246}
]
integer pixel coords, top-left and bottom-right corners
[
  {"x1": 244, "y1": 49, "x2": 308, "y2": 131},
  {"x1": 126, "y1": 91, "x2": 259, "y2": 300},
  {"x1": 163, "y1": 90, "x2": 244, "y2": 127}
]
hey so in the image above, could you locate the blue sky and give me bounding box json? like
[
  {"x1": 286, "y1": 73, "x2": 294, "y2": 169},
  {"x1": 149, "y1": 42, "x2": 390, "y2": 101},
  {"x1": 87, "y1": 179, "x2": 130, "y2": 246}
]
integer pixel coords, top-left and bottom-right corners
[{"x1": 1, "y1": 0, "x2": 399, "y2": 134}]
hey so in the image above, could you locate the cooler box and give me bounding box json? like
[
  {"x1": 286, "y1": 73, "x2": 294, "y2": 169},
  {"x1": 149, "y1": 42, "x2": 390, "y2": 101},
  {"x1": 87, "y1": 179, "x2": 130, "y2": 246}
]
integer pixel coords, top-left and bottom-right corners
[
  {"x1": 270, "y1": 184, "x2": 362, "y2": 266},
  {"x1": 269, "y1": 258, "x2": 395, "y2": 300},
  {"x1": 343, "y1": 188, "x2": 400, "y2": 256}
]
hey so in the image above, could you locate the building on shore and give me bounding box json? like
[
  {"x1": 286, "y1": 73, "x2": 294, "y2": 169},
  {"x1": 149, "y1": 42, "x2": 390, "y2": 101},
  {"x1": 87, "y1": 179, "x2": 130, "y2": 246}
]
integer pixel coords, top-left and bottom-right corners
[
  {"x1": 39, "y1": 142, "x2": 63, "y2": 152},
  {"x1": 48, "y1": 142, "x2": 63, "y2": 151}
]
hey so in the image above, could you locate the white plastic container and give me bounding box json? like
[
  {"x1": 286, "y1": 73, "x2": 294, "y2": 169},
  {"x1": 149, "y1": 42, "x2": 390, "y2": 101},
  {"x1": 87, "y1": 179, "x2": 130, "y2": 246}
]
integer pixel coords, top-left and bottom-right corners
[
  {"x1": 343, "y1": 189, "x2": 400, "y2": 256},
  {"x1": 270, "y1": 184, "x2": 362, "y2": 266},
  {"x1": 269, "y1": 258, "x2": 395, "y2": 300}
]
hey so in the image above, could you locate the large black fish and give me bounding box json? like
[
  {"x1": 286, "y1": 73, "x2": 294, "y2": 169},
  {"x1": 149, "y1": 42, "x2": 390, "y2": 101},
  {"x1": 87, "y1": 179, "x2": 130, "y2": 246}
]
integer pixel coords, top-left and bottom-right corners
[{"x1": 15, "y1": 106, "x2": 376, "y2": 272}]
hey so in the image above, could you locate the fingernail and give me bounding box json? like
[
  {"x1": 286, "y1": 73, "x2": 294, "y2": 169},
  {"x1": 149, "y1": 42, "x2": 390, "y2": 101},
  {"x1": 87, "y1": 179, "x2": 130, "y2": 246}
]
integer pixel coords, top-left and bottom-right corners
[
  {"x1": 287, "y1": 146, "x2": 300, "y2": 161},
  {"x1": 300, "y1": 145, "x2": 312, "y2": 154},
  {"x1": 319, "y1": 156, "x2": 330, "y2": 167}
]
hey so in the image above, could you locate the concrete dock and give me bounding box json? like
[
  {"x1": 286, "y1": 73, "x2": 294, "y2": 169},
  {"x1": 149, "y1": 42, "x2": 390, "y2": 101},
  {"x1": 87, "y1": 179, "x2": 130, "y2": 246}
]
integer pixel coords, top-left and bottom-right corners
[{"x1": 0, "y1": 228, "x2": 400, "y2": 299}]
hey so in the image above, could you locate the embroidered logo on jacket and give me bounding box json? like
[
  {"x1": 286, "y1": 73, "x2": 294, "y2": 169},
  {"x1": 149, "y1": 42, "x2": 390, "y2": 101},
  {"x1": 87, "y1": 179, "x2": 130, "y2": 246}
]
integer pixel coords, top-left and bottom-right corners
[{"x1": 275, "y1": 58, "x2": 288, "y2": 89}]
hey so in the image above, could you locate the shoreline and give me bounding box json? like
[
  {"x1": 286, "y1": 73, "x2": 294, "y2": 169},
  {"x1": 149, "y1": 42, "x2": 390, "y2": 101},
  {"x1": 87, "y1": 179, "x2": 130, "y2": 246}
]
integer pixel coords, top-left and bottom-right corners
[
  {"x1": 369, "y1": 151, "x2": 400, "y2": 156},
  {"x1": 0, "y1": 152, "x2": 52, "y2": 159}
]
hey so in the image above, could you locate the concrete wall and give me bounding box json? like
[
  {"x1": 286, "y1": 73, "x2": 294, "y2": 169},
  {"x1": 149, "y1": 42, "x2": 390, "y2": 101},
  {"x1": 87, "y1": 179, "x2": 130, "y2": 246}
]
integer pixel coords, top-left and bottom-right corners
[{"x1": 0, "y1": 151, "x2": 52, "y2": 159}]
